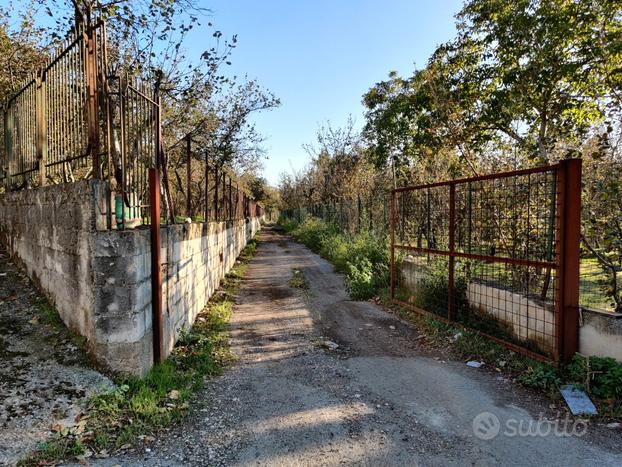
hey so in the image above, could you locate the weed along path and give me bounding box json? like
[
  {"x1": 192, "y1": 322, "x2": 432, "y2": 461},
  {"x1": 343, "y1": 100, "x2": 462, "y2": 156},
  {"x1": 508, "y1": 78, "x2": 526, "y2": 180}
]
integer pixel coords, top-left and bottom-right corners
[{"x1": 100, "y1": 226, "x2": 621, "y2": 466}]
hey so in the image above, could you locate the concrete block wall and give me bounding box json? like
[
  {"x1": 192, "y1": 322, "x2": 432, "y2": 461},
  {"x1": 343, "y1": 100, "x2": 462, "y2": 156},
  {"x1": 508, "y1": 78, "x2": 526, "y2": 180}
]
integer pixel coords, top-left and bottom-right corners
[
  {"x1": 91, "y1": 218, "x2": 260, "y2": 374},
  {"x1": 161, "y1": 219, "x2": 260, "y2": 356},
  {"x1": 0, "y1": 181, "x2": 97, "y2": 342},
  {"x1": 579, "y1": 308, "x2": 622, "y2": 361},
  {"x1": 0, "y1": 180, "x2": 261, "y2": 375}
]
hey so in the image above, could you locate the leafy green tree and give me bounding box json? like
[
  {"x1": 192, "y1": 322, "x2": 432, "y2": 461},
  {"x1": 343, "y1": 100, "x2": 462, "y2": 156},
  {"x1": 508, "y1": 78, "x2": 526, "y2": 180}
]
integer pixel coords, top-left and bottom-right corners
[{"x1": 456, "y1": 0, "x2": 622, "y2": 162}]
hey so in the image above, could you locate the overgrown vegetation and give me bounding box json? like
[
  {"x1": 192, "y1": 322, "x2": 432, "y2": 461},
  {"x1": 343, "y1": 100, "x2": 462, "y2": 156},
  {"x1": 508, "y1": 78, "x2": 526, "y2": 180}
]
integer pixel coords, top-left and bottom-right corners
[
  {"x1": 21, "y1": 238, "x2": 258, "y2": 466},
  {"x1": 280, "y1": 216, "x2": 389, "y2": 300},
  {"x1": 279, "y1": 0, "x2": 622, "y2": 312}
]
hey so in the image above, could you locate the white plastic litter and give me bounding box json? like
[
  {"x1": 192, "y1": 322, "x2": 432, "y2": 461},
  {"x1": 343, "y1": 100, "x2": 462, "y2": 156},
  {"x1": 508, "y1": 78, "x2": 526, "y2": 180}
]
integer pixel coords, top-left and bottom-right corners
[{"x1": 466, "y1": 361, "x2": 484, "y2": 368}]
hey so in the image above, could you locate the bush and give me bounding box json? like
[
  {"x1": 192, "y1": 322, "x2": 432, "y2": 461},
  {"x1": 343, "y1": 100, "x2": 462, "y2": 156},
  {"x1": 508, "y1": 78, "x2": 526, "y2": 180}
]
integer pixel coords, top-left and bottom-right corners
[
  {"x1": 278, "y1": 216, "x2": 299, "y2": 232},
  {"x1": 517, "y1": 363, "x2": 562, "y2": 392},
  {"x1": 291, "y1": 217, "x2": 337, "y2": 252},
  {"x1": 346, "y1": 258, "x2": 375, "y2": 299},
  {"x1": 280, "y1": 216, "x2": 390, "y2": 300},
  {"x1": 566, "y1": 354, "x2": 622, "y2": 400}
]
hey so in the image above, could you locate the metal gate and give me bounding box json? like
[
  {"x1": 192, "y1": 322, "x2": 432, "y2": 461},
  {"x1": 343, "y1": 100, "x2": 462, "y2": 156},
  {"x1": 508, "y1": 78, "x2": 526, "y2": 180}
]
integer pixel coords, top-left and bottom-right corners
[{"x1": 390, "y1": 159, "x2": 581, "y2": 362}]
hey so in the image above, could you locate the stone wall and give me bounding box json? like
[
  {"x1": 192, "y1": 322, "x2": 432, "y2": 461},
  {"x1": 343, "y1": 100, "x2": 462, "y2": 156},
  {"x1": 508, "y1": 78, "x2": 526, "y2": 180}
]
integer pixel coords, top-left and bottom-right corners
[
  {"x1": 0, "y1": 181, "x2": 97, "y2": 342},
  {"x1": 92, "y1": 218, "x2": 260, "y2": 374},
  {"x1": 0, "y1": 181, "x2": 261, "y2": 374}
]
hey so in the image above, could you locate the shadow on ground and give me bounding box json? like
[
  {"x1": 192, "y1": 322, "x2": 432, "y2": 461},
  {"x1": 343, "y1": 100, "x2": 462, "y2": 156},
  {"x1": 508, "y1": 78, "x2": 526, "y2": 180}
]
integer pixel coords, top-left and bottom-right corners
[{"x1": 93, "y1": 226, "x2": 622, "y2": 466}]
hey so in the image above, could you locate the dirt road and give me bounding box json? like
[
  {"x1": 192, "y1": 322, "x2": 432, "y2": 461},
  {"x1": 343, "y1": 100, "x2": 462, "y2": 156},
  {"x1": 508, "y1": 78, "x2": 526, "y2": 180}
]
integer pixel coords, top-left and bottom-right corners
[{"x1": 101, "y1": 226, "x2": 622, "y2": 466}]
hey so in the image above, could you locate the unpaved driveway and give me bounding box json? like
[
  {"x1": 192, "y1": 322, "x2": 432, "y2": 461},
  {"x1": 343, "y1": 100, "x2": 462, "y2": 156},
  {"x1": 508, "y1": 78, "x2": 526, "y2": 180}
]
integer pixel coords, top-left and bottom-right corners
[
  {"x1": 0, "y1": 247, "x2": 112, "y2": 466},
  {"x1": 99, "y1": 226, "x2": 622, "y2": 466}
]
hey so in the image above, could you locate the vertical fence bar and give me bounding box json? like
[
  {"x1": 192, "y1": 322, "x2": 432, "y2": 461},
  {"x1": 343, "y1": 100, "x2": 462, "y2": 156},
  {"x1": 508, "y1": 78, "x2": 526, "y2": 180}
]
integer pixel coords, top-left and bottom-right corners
[
  {"x1": 85, "y1": 24, "x2": 100, "y2": 178},
  {"x1": 149, "y1": 168, "x2": 164, "y2": 364},
  {"x1": 229, "y1": 176, "x2": 233, "y2": 220},
  {"x1": 448, "y1": 183, "x2": 456, "y2": 321},
  {"x1": 119, "y1": 75, "x2": 126, "y2": 229},
  {"x1": 35, "y1": 74, "x2": 47, "y2": 186},
  {"x1": 204, "y1": 156, "x2": 209, "y2": 221},
  {"x1": 390, "y1": 190, "x2": 396, "y2": 300},
  {"x1": 214, "y1": 166, "x2": 219, "y2": 220},
  {"x1": 222, "y1": 171, "x2": 226, "y2": 220},
  {"x1": 186, "y1": 134, "x2": 191, "y2": 218},
  {"x1": 556, "y1": 159, "x2": 582, "y2": 363}
]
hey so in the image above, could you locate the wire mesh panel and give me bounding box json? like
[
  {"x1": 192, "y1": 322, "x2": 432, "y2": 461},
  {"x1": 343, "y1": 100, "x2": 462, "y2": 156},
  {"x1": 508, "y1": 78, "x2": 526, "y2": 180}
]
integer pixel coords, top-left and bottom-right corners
[
  {"x1": 391, "y1": 161, "x2": 582, "y2": 361},
  {"x1": 287, "y1": 195, "x2": 390, "y2": 236}
]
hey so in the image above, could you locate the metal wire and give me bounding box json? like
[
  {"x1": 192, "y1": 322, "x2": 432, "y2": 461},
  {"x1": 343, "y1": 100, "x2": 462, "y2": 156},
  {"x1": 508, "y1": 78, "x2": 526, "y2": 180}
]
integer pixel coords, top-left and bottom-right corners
[{"x1": 392, "y1": 164, "x2": 564, "y2": 359}]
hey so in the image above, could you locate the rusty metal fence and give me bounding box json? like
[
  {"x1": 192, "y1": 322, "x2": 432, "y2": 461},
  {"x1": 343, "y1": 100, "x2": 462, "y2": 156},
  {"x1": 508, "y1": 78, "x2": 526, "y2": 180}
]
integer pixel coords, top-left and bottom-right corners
[
  {"x1": 0, "y1": 20, "x2": 263, "y2": 229},
  {"x1": 1, "y1": 23, "x2": 106, "y2": 189},
  {"x1": 390, "y1": 160, "x2": 582, "y2": 362},
  {"x1": 167, "y1": 136, "x2": 264, "y2": 224},
  {"x1": 282, "y1": 195, "x2": 389, "y2": 235}
]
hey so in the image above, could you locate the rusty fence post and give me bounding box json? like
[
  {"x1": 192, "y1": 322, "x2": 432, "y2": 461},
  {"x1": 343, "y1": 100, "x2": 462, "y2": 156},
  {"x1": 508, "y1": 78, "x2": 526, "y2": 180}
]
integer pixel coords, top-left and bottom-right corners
[
  {"x1": 186, "y1": 134, "x2": 191, "y2": 218},
  {"x1": 448, "y1": 182, "x2": 456, "y2": 321},
  {"x1": 85, "y1": 24, "x2": 100, "y2": 179},
  {"x1": 149, "y1": 168, "x2": 164, "y2": 365},
  {"x1": 390, "y1": 190, "x2": 396, "y2": 300},
  {"x1": 556, "y1": 158, "x2": 582, "y2": 363},
  {"x1": 35, "y1": 73, "x2": 47, "y2": 186},
  {"x1": 204, "y1": 156, "x2": 209, "y2": 221}
]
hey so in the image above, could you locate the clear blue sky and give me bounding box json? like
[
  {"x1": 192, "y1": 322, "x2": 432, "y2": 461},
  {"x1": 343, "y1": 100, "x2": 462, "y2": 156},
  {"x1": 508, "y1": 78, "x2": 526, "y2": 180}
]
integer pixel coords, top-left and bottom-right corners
[{"x1": 187, "y1": 0, "x2": 463, "y2": 186}]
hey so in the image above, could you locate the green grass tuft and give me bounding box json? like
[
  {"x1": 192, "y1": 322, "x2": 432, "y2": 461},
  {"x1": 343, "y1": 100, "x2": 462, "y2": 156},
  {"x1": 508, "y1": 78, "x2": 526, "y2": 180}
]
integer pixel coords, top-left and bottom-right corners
[{"x1": 289, "y1": 268, "x2": 309, "y2": 289}]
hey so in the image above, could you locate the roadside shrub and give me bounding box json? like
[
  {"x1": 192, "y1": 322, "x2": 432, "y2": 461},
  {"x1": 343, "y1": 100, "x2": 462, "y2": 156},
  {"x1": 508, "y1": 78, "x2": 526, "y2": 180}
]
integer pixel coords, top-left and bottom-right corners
[
  {"x1": 346, "y1": 258, "x2": 375, "y2": 299},
  {"x1": 291, "y1": 217, "x2": 336, "y2": 252},
  {"x1": 517, "y1": 363, "x2": 562, "y2": 392},
  {"x1": 282, "y1": 216, "x2": 390, "y2": 300},
  {"x1": 345, "y1": 257, "x2": 390, "y2": 300},
  {"x1": 566, "y1": 354, "x2": 622, "y2": 400},
  {"x1": 319, "y1": 233, "x2": 350, "y2": 272},
  {"x1": 278, "y1": 216, "x2": 299, "y2": 232}
]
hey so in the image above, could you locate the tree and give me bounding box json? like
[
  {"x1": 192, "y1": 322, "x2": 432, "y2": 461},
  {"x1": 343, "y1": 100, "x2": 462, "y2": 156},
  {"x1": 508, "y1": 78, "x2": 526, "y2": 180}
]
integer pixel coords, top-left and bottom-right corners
[
  {"x1": 455, "y1": 0, "x2": 622, "y2": 162},
  {"x1": 361, "y1": 0, "x2": 622, "y2": 311}
]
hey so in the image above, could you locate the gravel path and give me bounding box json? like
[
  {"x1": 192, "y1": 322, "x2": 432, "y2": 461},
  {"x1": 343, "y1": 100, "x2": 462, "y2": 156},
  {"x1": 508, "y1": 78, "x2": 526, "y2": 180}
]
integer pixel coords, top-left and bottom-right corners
[
  {"x1": 0, "y1": 247, "x2": 112, "y2": 466},
  {"x1": 95, "y1": 226, "x2": 622, "y2": 466}
]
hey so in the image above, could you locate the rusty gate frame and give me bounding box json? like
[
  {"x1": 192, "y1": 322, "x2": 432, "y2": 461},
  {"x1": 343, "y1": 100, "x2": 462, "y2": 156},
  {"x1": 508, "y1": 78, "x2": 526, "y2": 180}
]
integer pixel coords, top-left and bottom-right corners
[{"x1": 390, "y1": 159, "x2": 582, "y2": 363}]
